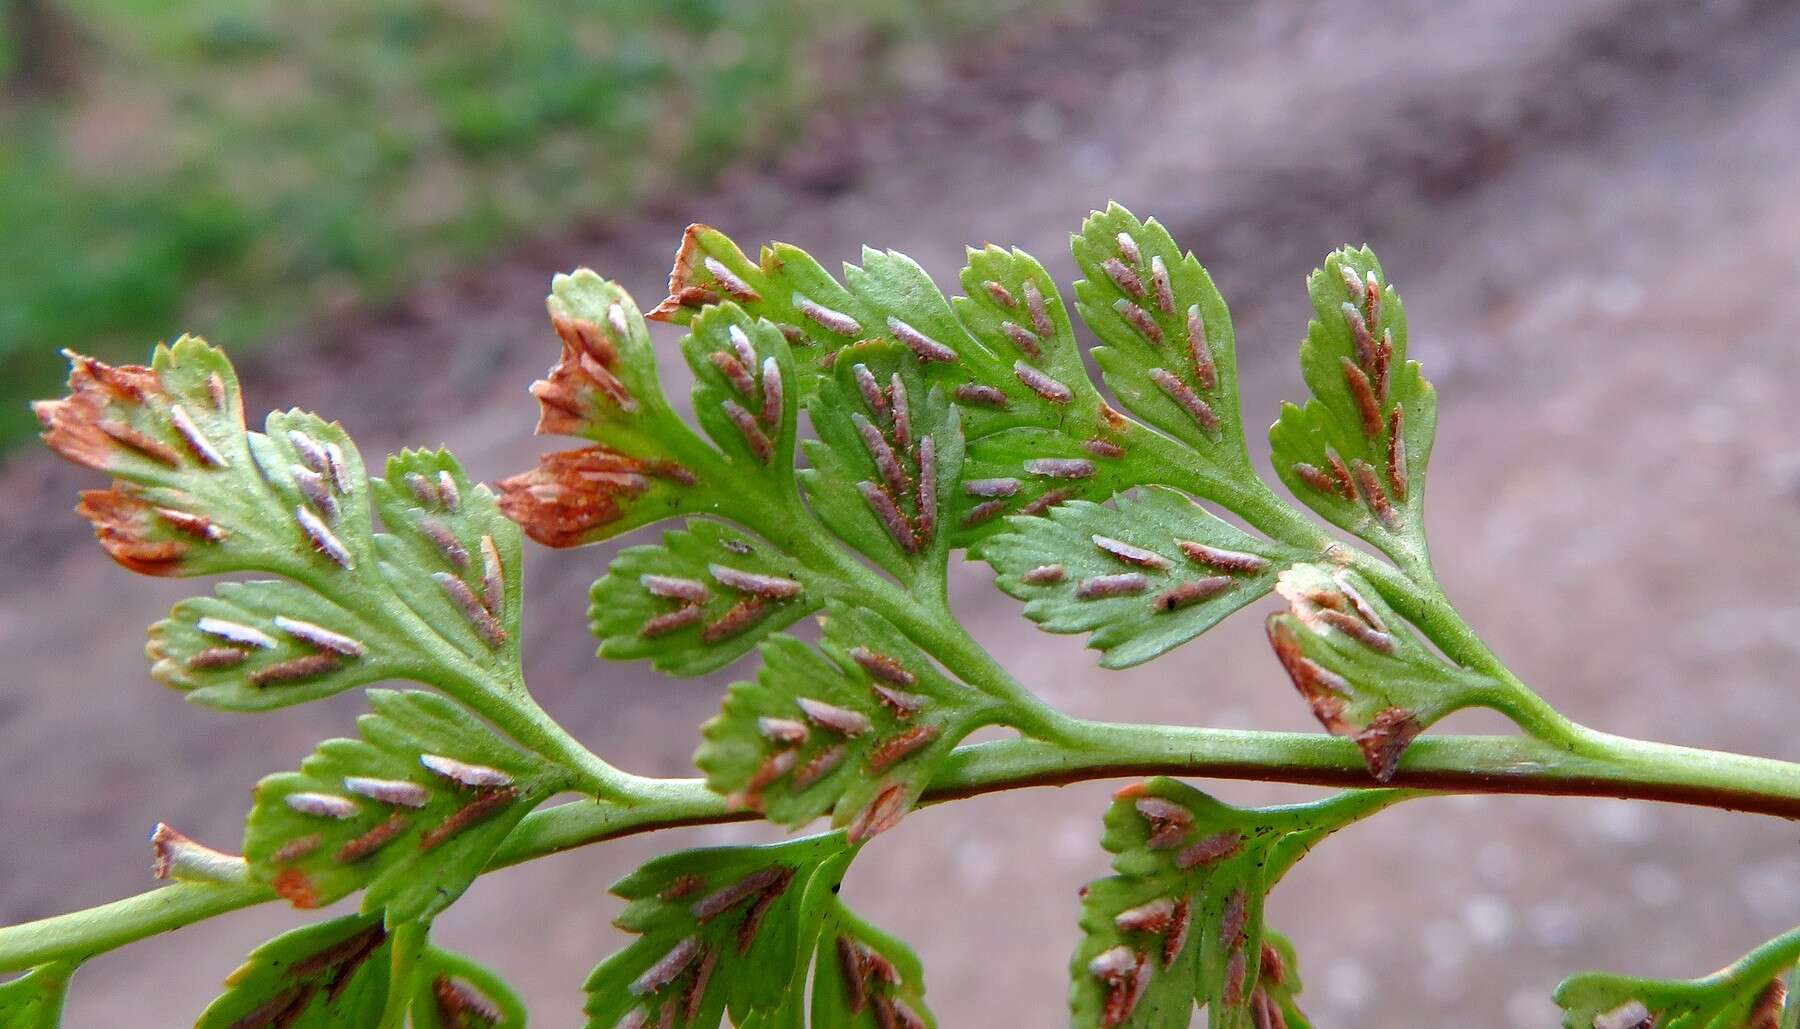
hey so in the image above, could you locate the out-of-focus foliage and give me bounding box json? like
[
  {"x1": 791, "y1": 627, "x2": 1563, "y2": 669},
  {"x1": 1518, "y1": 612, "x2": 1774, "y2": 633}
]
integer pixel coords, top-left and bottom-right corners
[{"x1": 0, "y1": 0, "x2": 1058, "y2": 447}]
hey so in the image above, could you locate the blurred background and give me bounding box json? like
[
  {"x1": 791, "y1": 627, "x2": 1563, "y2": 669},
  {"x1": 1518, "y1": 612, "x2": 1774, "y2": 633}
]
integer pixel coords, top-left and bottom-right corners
[{"x1": 4, "y1": 0, "x2": 1800, "y2": 1024}]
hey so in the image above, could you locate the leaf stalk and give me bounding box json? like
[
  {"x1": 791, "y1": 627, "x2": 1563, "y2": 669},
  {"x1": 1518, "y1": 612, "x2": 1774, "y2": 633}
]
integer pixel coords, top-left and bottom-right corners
[{"x1": 9, "y1": 719, "x2": 1799, "y2": 976}]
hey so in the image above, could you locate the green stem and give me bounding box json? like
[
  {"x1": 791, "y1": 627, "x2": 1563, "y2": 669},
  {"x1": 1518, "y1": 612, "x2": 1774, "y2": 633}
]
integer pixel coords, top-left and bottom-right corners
[
  {"x1": 937, "y1": 720, "x2": 1800, "y2": 816},
  {"x1": 1707, "y1": 924, "x2": 1800, "y2": 987},
  {"x1": 1127, "y1": 431, "x2": 1332, "y2": 554},
  {"x1": 1209, "y1": 468, "x2": 1338, "y2": 556},
  {"x1": 463, "y1": 684, "x2": 645, "y2": 801},
  {"x1": 378, "y1": 920, "x2": 427, "y2": 1029},
  {"x1": 7, "y1": 721, "x2": 1800, "y2": 976},
  {"x1": 0, "y1": 881, "x2": 274, "y2": 972},
  {"x1": 1347, "y1": 557, "x2": 1592, "y2": 751}
]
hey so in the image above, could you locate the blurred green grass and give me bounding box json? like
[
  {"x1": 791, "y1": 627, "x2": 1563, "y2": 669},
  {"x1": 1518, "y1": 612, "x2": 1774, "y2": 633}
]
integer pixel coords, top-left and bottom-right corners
[{"x1": 0, "y1": 0, "x2": 1045, "y2": 449}]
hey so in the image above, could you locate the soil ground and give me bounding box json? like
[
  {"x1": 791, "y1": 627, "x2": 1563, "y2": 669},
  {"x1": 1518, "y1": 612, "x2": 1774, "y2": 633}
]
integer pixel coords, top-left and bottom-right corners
[{"x1": 5, "y1": 1, "x2": 1800, "y2": 1024}]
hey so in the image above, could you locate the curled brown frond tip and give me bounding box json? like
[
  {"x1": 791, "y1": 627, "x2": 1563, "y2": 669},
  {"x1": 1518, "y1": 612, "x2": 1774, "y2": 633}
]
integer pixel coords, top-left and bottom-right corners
[
  {"x1": 76, "y1": 486, "x2": 209, "y2": 576},
  {"x1": 1265, "y1": 614, "x2": 1351, "y2": 734},
  {"x1": 149, "y1": 822, "x2": 242, "y2": 883},
  {"x1": 35, "y1": 351, "x2": 173, "y2": 472},
  {"x1": 496, "y1": 446, "x2": 696, "y2": 548},
  {"x1": 1266, "y1": 564, "x2": 1429, "y2": 780},
  {"x1": 531, "y1": 309, "x2": 639, "y2": 436},
  {"x1": 1355, "y1": 707, "x2": 1421, "y2": 783},
  {"x1": 647, "y1": 223, "x2": 744, "y2": 322},
  {"x1": 1265, "y1": 613, "x2": 1418, "y2": 782}
]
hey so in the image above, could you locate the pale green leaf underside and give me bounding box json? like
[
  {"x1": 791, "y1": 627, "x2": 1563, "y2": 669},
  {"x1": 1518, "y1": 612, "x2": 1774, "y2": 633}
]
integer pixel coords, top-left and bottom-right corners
[
  {"x1": 243, "y1": 690, "x2": 571, "y2": 923},
  {"x1": 590, "y1": 520, "x2": 825, "y2": 677},
  {"x1": 1072, "y1": 779, "x2": 1396, "y2": 1028},
  {"x1": 96, "y1": 353, "x2": 529, "y2": 715},
  {"x1": 642, "y1": 223, "x2": 1117, "y2": 548},
  {"x1": 370, "y1": 448, "x2": 525, "y2": 664},
  {"x1": 585, "y1": 214, "x2": 1454, "y2": 700},
  {"x1": 696, "y1": 603, "x2": 999, "y2": 840},
  {"x1": 0, "y1": 962, "x2": 76, "y2": 1028},
  {"x1": 649, "y1": 225, "x2": 867, "y2": 401},
  {"x1": 652, "y1": 224, "x2": 1100, "y2": 438},
  {"x1": 149, "y1": 579, "x2": 405, "y2": 710},
  {"x1": 196, "y1": 913, "x2": 396, "y2": 1028},
  {"x1": 978, "y1": 487, "x2": 1293, "y2": 668},
  {"x1": 1072, "y1": 202, "x2": 1248, "y2": 464},
  {"x1": 683, "y1": 304, "x2": 803, "y2": 483},
  {"x1": 951, "y1": 242, "x2": 1101, "y2": 428},
  {"x1": 850, "y1": 244, "x2": 1089, "y2": 441},
  {"x1": 953, "y1": 426, "x2": 1138, "y2": 546},
  {"x1": 583, "y1": 835, "x2": 848, "y2": 1029},
  {"x1": 800, "y1": 342, "x2": 963, "y2": 583},
  {"x1": 810, "y1": 898, "x2": 936, "y2": 1028},
  {"x1": 196, "y1": 912, "x2": 523, "y2": 1028},
  {"x1": 1269, "y1": 246, "x2": 1437, "y2": 565},
  {"x1": 584, "y1": 834, "x2": 931, "y2": 1029}
]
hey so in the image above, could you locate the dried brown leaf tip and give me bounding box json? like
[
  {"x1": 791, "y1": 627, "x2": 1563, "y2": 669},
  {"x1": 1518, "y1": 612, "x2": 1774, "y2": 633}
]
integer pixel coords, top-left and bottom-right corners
[
  {"x1": 35, "y1": 351, "x2": 177, "y2": 472},
  {"x1": 1265, "y1": 613, "x2": 1352, "y2": 738},
  {"x1": 36, "y1": 347, "x2": 239, "y2": 478},
  {"x1": 76, "y1": 486, "x2": 218, "y2": 575},
  {"x1": 647, "y1": 223, "x2": 763, "y2": 321},
  {"x1": 531, "y1": 306, "x2": 641, "y2": 437},
  {"x1": 496, "y1": 447, "x2": 695, "y2": 547},
  {"x1": 1352, "y1": 707, "x2": 1422, "y2": 785},
  {"x1": 37, "y1": 345, "x2": 250, "y2": 575},
  {"x1": 149, "y1": 823, "x2": 244, "y2": 884}
]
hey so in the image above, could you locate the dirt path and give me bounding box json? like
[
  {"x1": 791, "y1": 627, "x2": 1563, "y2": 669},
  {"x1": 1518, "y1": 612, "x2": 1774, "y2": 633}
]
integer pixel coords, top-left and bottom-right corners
[{"x1": 6, "y1": 1, "x2": 1800, "y2": 1024}]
